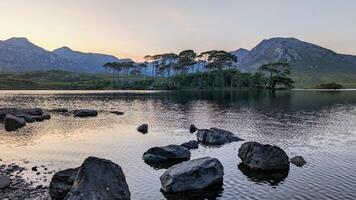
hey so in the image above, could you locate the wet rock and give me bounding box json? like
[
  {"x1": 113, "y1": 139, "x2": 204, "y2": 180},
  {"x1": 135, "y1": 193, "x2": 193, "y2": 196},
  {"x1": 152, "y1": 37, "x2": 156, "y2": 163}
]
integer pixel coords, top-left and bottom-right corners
[
  {"x1": 290, "y1": 156, "x2": 307, "y2": 167},
  {"x1": 197, "y1": 128, "x2": 243, "y2": 146},
  {"x1": 181, "y1": 140, "x2": 198, "y2": 150},
  {"x1": 0, "y1": 175, "x2": 10, "y2": 189},
  {"x1": 22, "y1": 108, "x2": 43, "y2": 116},
  {"x1": 4, "y1": 114, "x2": 26, "y2": 131},
  {"x1": 143, "y1": 145, "x2": 191, "y2": 168},
  {"x1": 50, "y1": 108, "x2": 69, "y2": 113},
  {"x1": 238, "y1": 142, "x2": 290, "y2": 171},
  {"x1": 66, "y1": 156, "x2": 130, "y2": 200},
  {"x1": 73, "y1": 109, "x2": 98, "y2": 118},
  {"x1": 49, "y1": 168, "x2": 79, "y2": 200},
  {"x1": 43, "y1": 113, "x2": 51, "y2": 120},
  {"x1": 137, "y1": 124, "x2": 148, "y2": 134},
  {"x1": 189, "y1": 124, "x2": 197, "y2": 133},
  {"x1": 18, "y1": 114, "x2": 49, "y2": 122},
  {"x1": 160, "y1": 157, "x2": 224, "y2": 193},
  {"x1": 238, "y1": 163, "x2": 289, "y2": 185},
  {"x1": 110, "y1": 111, "x2": 124, "y2": 115}
]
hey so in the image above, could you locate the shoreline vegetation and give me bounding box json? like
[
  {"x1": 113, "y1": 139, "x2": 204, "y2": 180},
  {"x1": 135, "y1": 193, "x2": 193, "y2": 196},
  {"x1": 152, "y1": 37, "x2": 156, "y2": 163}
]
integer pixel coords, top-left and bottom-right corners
[{"x1": 0, "y1": 49, "x2": 295, "y2": 90}]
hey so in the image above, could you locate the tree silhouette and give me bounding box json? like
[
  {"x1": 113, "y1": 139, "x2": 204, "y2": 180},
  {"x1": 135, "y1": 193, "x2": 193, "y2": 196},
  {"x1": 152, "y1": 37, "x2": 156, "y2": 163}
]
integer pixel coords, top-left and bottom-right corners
[{"x1": 259, "y1": 62, "x2": 293, "y2": 89}]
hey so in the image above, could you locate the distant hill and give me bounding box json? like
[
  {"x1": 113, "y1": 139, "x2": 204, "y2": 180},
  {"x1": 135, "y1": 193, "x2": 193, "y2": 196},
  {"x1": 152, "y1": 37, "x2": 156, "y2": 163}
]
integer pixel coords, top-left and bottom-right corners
[
  {"x1": 235, "y1": 37, "x2": 356, "y2": 87},
  {"x1": 237, "y1": 37, "x2": 356, "y2": 74},
  {"x1": 0, "y1": 37, "x2": 120, "y2": 73}
]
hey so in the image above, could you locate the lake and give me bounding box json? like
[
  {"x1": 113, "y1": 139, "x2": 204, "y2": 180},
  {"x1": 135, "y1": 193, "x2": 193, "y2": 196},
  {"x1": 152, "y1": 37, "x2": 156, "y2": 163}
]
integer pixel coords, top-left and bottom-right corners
[{"x1": 0, "y1": 90, "x2": 356, "y2": 200}]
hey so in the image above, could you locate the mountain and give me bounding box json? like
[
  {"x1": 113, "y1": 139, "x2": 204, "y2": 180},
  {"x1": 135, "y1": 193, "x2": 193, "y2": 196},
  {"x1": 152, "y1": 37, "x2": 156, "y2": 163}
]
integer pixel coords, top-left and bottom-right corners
[
  {"x1": 53, "y1": 47, "x2": 119, "y2": 73},
  {"x1": 0, "y1": 37, "x2": 73, "y2": 71},
  {"x1": 237, "y1": 37, "x2": 356, "y2": 75},
  {"x1": 0, "y1": 37, "x2": 120, "y2": 73},
  {"x1": 231, "y1": 48, "x2": 249, "y2": 62}
]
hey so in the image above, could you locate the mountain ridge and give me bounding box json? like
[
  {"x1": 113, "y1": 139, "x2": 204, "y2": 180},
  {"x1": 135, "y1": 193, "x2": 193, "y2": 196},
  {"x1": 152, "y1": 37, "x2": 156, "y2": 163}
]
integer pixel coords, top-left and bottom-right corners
[{"x1": 0, "y1": 37, "x2": 120, "y2": 73}]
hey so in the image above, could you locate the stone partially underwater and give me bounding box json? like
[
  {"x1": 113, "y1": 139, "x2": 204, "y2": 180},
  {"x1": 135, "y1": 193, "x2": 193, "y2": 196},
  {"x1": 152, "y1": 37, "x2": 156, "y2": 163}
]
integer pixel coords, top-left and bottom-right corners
[
  {"x1": 49, "y1": 157, "x2": 130, "y2": 200},
  {"x1": 197, "y1": 128, "x2": 243, "y2": 146},
  {"x1": 238, "y1": 141, "x2": 290, "y2": 171},
  {"x1": 0, "y1": 108, "x2": 51, "y2": 131},
  {"x1": 143, "y1": 145, "x2": 191, "y2": 169},
  {"x1": 160, "y1": 157, "x2": 224, "y2": 193}
]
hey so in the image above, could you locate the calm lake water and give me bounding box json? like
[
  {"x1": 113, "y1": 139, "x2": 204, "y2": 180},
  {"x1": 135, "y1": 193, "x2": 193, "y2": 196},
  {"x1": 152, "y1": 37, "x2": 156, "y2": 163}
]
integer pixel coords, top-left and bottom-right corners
[{"x1": 1, "y1": 90, "x2": 356, "y2": 200}]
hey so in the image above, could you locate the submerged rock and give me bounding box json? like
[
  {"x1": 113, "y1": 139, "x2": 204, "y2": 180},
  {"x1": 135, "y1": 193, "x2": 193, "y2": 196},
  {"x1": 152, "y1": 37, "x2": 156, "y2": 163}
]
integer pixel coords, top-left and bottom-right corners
[
  {"x1": 160, "y1": 157, "x2": 224, "y2": 193},
  {"x1": 137, "y1": 124, "x2": 148, "y2": 134},
  {"x1": 189, "y1": 124, "x2": 197, "y2": 133},
  {"x1": 143, "y1": 145, "x2": 191, "y2": 168},
  {"x1": 4, "y1": 114, "x2": 26, "y2": 131},
  {"x1": 66, "y1": 156, "x2": 130, "y2": 200},
  {"x1": 0, "y1": 175, "x2": 10, "y2": 189},
  {"x1": 290, "y1": 156, "x2": 307, "y2": 167},
  {"x1": 181, "y1": 140, "x2": 199, "y2": 150},
  {"x1": 197, "y1": 128, "x2": 243, "y2": 146},
  {"x1": 110, "y1": 111, "x2": 125, "y2": 115},
  {"x1": 73, "y1": 109, "x2": 98, "y2": 118},
  {"x1": 49, "y1": 168, "x2": 79, "y2": 200},
  {"x1": 238, "y1": 142, "x2": 290, "y2": 171},
  {"x1": 50, "y1": 108, "x2": 69, "y2": 113}
]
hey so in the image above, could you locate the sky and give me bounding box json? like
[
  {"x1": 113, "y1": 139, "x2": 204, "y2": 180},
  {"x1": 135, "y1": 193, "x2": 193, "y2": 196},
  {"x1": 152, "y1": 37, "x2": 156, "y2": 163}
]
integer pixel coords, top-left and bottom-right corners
[{"x1": 0, "y1": 0, "x2": 356, "y2": 61}]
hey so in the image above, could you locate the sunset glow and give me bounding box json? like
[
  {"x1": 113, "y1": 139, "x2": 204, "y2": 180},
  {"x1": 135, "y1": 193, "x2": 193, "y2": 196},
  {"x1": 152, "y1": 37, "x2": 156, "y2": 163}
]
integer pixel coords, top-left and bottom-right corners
[{"x1": 1, "y1": 0, "x2": 356, "y2": 61}]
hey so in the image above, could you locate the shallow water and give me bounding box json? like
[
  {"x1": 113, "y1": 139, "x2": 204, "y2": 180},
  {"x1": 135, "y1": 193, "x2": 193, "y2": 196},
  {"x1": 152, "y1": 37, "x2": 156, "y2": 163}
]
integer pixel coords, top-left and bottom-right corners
[{"x1": 0, "y1": 90, "x2": 356, "y2": 200}]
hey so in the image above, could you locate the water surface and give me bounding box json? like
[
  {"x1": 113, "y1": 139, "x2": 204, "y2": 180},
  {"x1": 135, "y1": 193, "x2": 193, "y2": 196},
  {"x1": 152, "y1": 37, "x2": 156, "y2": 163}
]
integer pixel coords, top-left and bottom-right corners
[{"x1": 0, "y1": 90, "x2": 356, "y2": 199}]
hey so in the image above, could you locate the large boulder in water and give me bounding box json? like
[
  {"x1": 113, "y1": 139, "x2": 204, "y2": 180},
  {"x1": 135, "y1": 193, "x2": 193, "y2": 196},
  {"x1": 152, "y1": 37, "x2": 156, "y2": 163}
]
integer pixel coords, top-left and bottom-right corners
[
  {"x1": 143, "y1": 145, "x2": 191, "y2": 168},
  {"x1": 4, "y1": 114, "x2": 26, "y2": 131},
  {"x1": 73, "y1": 109, "x2": 98, "y2": 118},
  {"x1": 238, "y1": 142, "x2": 290, "y2": 171},
  {"x1": 49, "y1": 168, "x2": 79, "y2": 200},
  {"x1": 197, "y1": 128, "x2": 243, "y2": 146},
  {"x1": 160, "y1": 157, "x2": 224, "y2": 193},
  {"x1": 65, "y1": 156, "x2": 130, "y2": 200}
]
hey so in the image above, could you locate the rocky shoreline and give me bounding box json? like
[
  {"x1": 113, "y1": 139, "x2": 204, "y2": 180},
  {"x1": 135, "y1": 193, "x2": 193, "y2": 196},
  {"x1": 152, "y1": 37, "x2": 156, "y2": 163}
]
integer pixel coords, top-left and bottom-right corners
[
  {"x1": 0, "y1": 162, "x2": 51, "y2": 200},
  {"x1": 0, "y1": 108, "x2": 307, "y2": 200}
]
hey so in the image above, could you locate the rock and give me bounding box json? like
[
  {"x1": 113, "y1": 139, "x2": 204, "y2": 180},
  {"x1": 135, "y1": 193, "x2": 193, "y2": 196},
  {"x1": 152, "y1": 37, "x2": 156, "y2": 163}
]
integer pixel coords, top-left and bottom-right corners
[
  {"x1": 238, "y1": 142, "x2": 290, "y2": 171},
  {"x1": 21, "y1": 108, "x2": 44, "y2": 116},
  {"x1": 49, "y1": 168, "x2": 79, "y2": 200},
  {"x1": 73, "y1": 109, "x2": 98, "y2": 118},
  {"x1": 17, "y1": 114, "x2": 49, "y2": 123},
  {"x1": 137, "y1": 124, "x2": 148, "y2": 134},
  {"x1": 143, "y1": 145, "x2": 191, "y2": 168},
  {"x1": 197, "y1": 128, "x2": 243, "y2": 146},
  {"x1": 290, "y1": 156, "x2": 307, "y2": 167},
  {"x1": 43, "y1": 113, "x2": 51, "y2": 120},
  {"x1": 0, "y1": 175, "x2": 10, "y2": 189},
  {"x1": 181, "y1": 140, "x2": 198, "y2": 150},
  {"x1": 65, "y1": 156, "x2": 130, "y2": 200},
  {"x1": 110, "y1": 111, "x2": 124, "y2": 115},
  {"x1": 50, "y1": 108, "x2": 69, "y2": 113},
  {"x1": 160, "y1": 157, "x2": 224, "y2": 193},
  {"x1": 4, "y1": 114, "x2": 26, "y2": 131},
  {"x1": 189, "y1": 124, "x2": 197, "y2": 133}
]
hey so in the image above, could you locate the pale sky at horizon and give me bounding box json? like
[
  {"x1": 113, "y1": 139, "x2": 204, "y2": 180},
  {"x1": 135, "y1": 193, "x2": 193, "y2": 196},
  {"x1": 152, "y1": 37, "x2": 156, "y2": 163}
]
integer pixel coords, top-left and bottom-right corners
[{"x1": 1, "y1": 0, "x2": 356, "y2": 61}]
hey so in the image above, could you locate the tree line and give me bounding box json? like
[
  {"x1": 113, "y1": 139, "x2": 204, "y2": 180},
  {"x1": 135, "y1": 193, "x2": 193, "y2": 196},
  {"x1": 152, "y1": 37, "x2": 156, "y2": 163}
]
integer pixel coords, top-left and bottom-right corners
[{"x1": 103, "y1": 49, "x2": 293, "y2": 90}]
